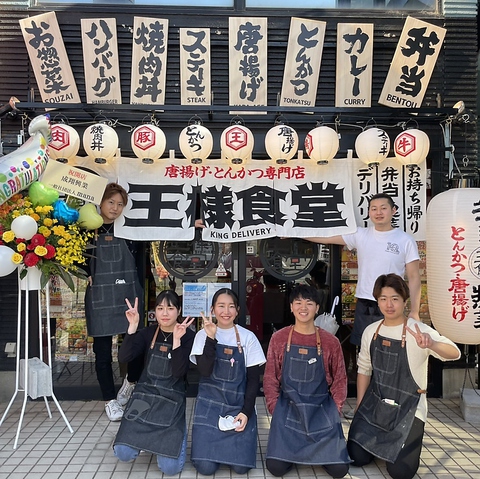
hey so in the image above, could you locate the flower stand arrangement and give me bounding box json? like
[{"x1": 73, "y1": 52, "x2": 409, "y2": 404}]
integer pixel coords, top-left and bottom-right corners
[{"x1": 0, "y1": 184, "x2": 101, "y2": 448}]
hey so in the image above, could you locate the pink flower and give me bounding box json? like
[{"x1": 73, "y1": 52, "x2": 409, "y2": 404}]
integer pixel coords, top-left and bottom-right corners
[{"x1": 24, "y1": 252, "x2": 40, "y2": 267}]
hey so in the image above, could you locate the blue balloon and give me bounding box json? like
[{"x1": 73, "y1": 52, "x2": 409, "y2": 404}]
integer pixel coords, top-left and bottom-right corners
[{"x1": 52, "y1": 200, "x2": 79, "y2": 224}]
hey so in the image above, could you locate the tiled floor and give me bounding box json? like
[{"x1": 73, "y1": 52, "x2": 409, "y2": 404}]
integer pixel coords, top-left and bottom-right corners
[{"x1": 1, "y1": 396, "x2": 480, "y2": 479}]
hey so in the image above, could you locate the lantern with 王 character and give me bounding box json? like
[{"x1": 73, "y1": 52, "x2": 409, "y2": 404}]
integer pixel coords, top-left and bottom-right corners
[
  {"x1": 265, "y1": 124, "x2": 298, "y2": 164},
  {"x1": 304, "y1": 126, "x2": 339, "y2": 165},
  {"x1": 179, "y1": 123, "x2": 213, "y2": 164},
  {"x1": 131, "y1": 124, "x2": 166, "y2": 164},
  {"x1": 221, "y1": 125, "x2": 254, "y2": 164},
  {"x1": 426, "y1": 187, "x2": 480, "y2": 344},
  {"x1": 355, "y1": 127, "x2": 390, "y2": 167},
  {"x1": 83, "y1": 123, "x2": 119, "y2": 164},
  {"x1": 394, "y1": 128, "x2": 429, "y2": 166},
  {"x1": 49, "y1": 124, "x2": 80, "y2": 164}
]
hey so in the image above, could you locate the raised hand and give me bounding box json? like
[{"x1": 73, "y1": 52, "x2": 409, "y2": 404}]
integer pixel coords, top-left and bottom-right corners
[
  {"x1": 174, "y1": 316, "x2": 195, "y2": 341},
  {"x1": 201, "y1": 310, "x2": 217, "y2": 339},
  {"x1": 406, "y1": 323, "x2": 433, "y2": 349},
  {"x1": 125, "y1": 297, "x2": 140, "y2": 334}
]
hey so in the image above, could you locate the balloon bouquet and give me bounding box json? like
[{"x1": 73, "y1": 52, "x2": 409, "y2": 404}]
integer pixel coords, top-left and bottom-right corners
[{"x1": 0, "y1": 181, "x2": 103, "y2": 291}]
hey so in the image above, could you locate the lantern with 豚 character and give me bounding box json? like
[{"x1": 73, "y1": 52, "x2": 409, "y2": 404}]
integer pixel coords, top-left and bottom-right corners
[
  {"x1": 83, "y1": 123, "x2": 119, "y2": 164},
  {"x1": 179, "y1": 123, "x2": 213, "y2": 164},
  {"x1": 355, "y1": 127, "x2": 390, "y2": 167},
  {"x1": 220, "y1": 125, "x2": 254, "y2": 164},
  {"x1": 304, "y1": 126, "x2": 339, "y2": 165},
  {"x1": 426, "y1": 187, "x2": 480, "y2": 344},
  {"x1": 394, "y1": 128, "x2": 429, "y2": 166},
  {"x1": 49, "y1": 124, "x2": 80, "y2": 164},
  {"x1": 265, "y1": 124, "x2": 298, "y2": 164},
  {"x1": 131, "y1": 124, "x2": 166, "y2": 164}
]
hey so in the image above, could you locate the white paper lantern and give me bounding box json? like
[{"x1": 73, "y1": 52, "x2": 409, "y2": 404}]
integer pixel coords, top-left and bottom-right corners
[
  {"x1": 426, "y1": 188, "x2": 480, "y2": 344},
  {"x1": 221, "y1": 125, "x2": 254, "y2": 164},
  {"x1": 131, "y1": 124, "x2": 166, "y2": 164},
  {"x1": 49, "y1": 124, "x2": 80, "y2": 164},
  {"x1": 355, "y1": 128, "x2": 390, "y2": 166},
  {"x1": 179, "y1": 124, "x2": 213, "y2": 164},
  {"x1": 394, "y1": 129, "x2": 429, "y2": 166},
  {"x1": 304, "y1": 126, "x2": 339, "y2": 165},
  {"x1": 83, "y1": 123, "x2": 119, "y2": 164},
  {"x1": 265, "y1": 124, "x2": 298, "y2": 164}
]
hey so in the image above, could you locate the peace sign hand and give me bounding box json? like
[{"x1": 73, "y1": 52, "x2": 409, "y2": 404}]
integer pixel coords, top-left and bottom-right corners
[
  {"x1": 174, "y1": 316, "x2": 195, "y2": 341},
  {"x1": 406, "y1": 323, "x2": 433, "y2": 350},
  {"x1": 200, "y1": 310, "x2": 217, "y2": 339},
  {"x1": 125, "y1": 297, "x2": 140, "y2": 334}
]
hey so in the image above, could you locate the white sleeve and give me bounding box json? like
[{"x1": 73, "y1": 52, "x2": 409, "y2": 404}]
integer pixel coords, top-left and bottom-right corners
[
  {"x1": 411, "y1": 319, "x2": 461, "y2": 361},
  {"x1": 245, "y1": 333, "x2": 266, "y2": 367},
  {"x1": 189, "y1": 329, "x2": 208, "y2": 364}
]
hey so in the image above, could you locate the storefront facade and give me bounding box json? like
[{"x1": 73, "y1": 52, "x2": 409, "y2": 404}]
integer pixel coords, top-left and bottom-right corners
[{"x1": 0, "y1": 0, "x2": 477, "y2": 399}]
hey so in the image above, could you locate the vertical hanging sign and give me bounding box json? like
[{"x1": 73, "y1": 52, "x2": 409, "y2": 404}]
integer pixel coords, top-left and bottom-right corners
[
  {"x1": 335, "y1": 23, "x2": 373, "y2": 108},
  {"x1": 81, "y1": 18, "x2": 122, "y2": 104},
  {"x1": 378, "y1": 16, "x2": 446, "y2": 109},
  {"x1": 131, "y1": 17, "x2": 169, "y2": 105},
  {"x1": 19, "y1": 12, "x2": 81, "y2": 105},
  {"x1": 180, "y1": 28, "x2": 211, "y2": 106},
  {"x1": 280, "y1": 17, "x2": 326, "y2": 108},
  {"x1": 229, "y1": 17, "x2": 268, "y2": 109}
]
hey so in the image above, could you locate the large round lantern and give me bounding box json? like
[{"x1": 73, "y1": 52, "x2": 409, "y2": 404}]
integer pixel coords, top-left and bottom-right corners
[
  {"x1": 49, "y1": 124, "x2": 80, "y2": 163},
  {"x1": 179, "y1": 123, "x2": 213, "y2": 164},
  {"x1": 394, "y1": 128, "x2": 429, "y2": 166},
  {"x1": 221, "y1": 125, "x2": 254, "y2": 164},
  {"x1": 83, "y1": 123, "x2": 119, "y2": 164},
  {"x1": 131, "y1": 124, "x2": 166, "y2": 164},
  {"x1": 426, "y1": 188, "x2": 480, "y2": 344},
  {"x1": 265, "y1": 124, "x2": 298, "y2": 164},
  {"x1": 355, "y1": 127, "x2": 390, "y2": 166},
  {"x1": 304, "y1": 126, "x2": 339, "y2": 165}
]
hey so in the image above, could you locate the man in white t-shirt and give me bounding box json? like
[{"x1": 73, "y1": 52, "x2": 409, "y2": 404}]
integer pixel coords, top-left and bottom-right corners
[{"x1": 306, "y1": 193, "x2": 421, "y2": 347}]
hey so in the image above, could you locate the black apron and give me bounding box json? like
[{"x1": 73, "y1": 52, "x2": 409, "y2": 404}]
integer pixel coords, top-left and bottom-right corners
[
  {"x1": 191, "y1": 326, "x2": 257, "y2": 469},
  {"x1": 85, "y1": 231, "x2": 143, "y2": 337},
  {"x1": 348, "y1": 320, "x2": 425, "y2": 463},
  {"x1": 114, "y1": 327, "x2": 187, "y2": 458},
  {"x1": 266, "y1": 326, "x2": 350, "y2": 465}
]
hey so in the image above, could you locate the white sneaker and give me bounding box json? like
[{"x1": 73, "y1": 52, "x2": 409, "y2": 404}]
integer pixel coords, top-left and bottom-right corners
[
  {"x1": 117, "y1": 377, "x2": 136, "y2": 406},
  {"x1": 105, "y1": 399, "x2": 124, "y2": 421}
]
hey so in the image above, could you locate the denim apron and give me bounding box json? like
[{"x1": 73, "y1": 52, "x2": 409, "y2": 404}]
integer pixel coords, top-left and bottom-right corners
[
  {"x1": 85, "y1": 231, "x2": 142, "y2": 337},
  {"x1": 191, "y1": 325, "x2": 257, "y2": 469},
  {"x1": 348, "y1": 320, "x2": 425, "y2": 463},
  {"x1": 266, "y1": 326, "x2": 350, "y2": 465},
  {"x1": 114, "y1": 327, "x2": 186, "y2": 458}
]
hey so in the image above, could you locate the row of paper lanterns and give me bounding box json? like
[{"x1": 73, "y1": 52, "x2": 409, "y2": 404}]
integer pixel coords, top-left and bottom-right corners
[{"x1": 49, "y1": 122, "x2": 430, "y2": 167}]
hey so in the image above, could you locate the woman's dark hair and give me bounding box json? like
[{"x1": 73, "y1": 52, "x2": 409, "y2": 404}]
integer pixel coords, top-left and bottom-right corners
[
  {"x1": 372, "y1": 273, "x2": 410, "y2": 302},
  {"x1": 211, "y1": 288, "x2": 239, "y2": 309},
  {"x1": 155, "y1": 289, "x2": 182, "y2": 310},
  {"x1": 101, "y1": 182, "x2": 128, "y2": 205},
  {"x1": 289, "y1": 284, "x2": 320, "y2": 305}
]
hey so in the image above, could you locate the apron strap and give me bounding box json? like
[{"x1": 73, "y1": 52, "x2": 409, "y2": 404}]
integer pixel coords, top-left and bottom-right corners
[
  {"x1": 150, "y1": 326, "x2": 160, "y2": 349},
  {"x1": 233, "y1": 324, "x2": 243, "y2": 354},
  {"x1": 286, "y1": 326, "x2": 322, "y2": 355},
  {"x1": 372, "y1": 319, "x2": 408, "y2": 348}
]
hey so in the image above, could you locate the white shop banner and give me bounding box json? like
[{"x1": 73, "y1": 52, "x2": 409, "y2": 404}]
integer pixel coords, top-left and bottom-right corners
[{"x1": 115, "y1": 158, "x2": 198, "y2": 241}]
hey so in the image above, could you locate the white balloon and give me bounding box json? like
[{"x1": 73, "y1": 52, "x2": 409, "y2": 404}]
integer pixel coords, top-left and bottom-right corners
[
  {"x1": 0, "y1": 245, "x2": 17, "y2": 276},
  {"x1": 11, "y1": 215, "x2": 38, "y2": 240}
]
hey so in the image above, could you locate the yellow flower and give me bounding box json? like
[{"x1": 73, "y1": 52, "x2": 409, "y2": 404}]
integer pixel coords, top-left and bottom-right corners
[
  {"x1": 2, "y1": 230, "x2": 15, "y2": 242},
  {"x1": 12, "y1": 253, "x2": 23, "y2": 264},
  {"x1": 31, "y1": 213, "x2": 40, "y2": 222},
  {"x1": 17, "y1": 243, "x2": 26, "y2": 252},
  {"x1": 38, "y1": 226, "x2": 51, "y2": 237},
  {"x1": 58, "y1": 238, "x2": 66, "y2": 246},
  {"x1": 34, "y1": 245, "x2": 48, "y2": 256},
  {"x1": 43, "y1": 218, "x2": 53, "y2": 227}
]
